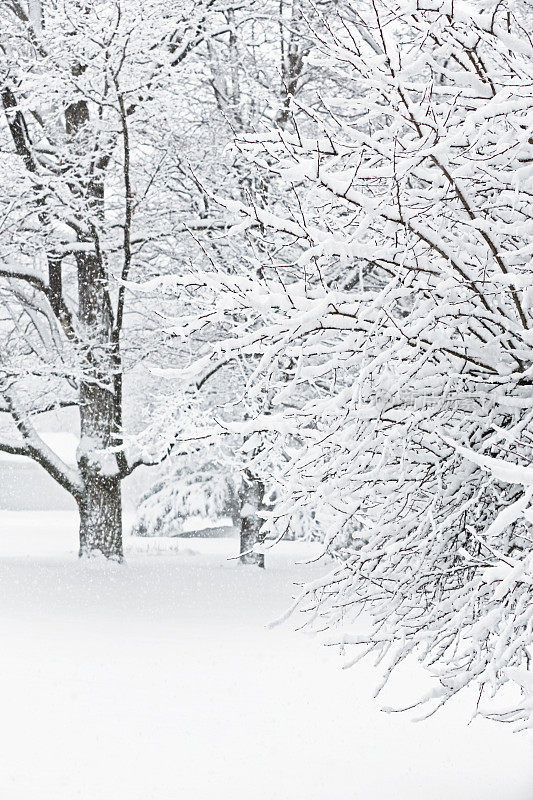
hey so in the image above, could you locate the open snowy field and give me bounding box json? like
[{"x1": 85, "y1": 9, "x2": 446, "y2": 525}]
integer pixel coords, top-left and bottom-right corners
[{"x1": 0, "y1": 511, "x2": 532, "y2": 800}]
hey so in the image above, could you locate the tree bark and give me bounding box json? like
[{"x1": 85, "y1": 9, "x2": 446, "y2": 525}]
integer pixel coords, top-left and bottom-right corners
[
  {"x1": 63, "y1": 61, "x2": 125, "y2": 559},
  {"x1": 76, "y1": 370, "x2": 123, "y2": 559},
  {"x1": 75, "y1": 242, "x2": 123, "y2": 560},
  {"x1": 239, "y1": 470, "x2": 265, "y2": 567},
  {"x1": 78, "y1": 472, "x2": 123, "y2": 560}
]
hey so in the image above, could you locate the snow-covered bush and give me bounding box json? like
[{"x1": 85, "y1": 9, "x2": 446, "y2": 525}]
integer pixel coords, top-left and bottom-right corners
[
  {"x1": 132, "y1": 453, "x2": 240, "y2": 537},
  {"x1": 157, "y1": 0, "x2": 533, "y2": 724}
]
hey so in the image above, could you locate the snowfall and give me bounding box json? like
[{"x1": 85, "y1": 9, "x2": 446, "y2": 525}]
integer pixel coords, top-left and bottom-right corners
[{"x1": 1, "y1": 511, "x2": 532, "y2": 800}]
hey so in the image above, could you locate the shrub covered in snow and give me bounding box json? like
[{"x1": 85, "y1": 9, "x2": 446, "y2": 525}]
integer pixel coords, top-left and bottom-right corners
[{"x1": 132, "y1": 454, "x2": 241, "y2": 537}]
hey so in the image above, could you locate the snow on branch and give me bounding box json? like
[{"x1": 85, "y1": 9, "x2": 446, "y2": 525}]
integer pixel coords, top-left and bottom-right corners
[
  {"x1": 1, "y1": 391, "x2": 82, "y2": 497},
  {"x1": 160, "y1": 0, "x2": 533, "y2": 726}
]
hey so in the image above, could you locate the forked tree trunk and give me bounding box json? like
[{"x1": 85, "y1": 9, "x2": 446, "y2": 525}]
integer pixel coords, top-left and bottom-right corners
[
  {"x1": 239, "y1": 470, "x2": 265, "y2": 568},
  {"x1": 64, "y1": 91, "x2": 125, "y2": 560}
]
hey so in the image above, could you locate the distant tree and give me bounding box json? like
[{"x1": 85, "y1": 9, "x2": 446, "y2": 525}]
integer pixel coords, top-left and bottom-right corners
[
  {"x1": 136, "y1": 0, "x2": 315, "y2": 566},
  {"x1": 164, "y1": 0, "x2": 533, "y2": 724}
]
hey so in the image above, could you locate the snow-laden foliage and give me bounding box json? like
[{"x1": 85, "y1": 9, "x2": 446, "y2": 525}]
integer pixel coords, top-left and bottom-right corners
[
  {"x1": 158, "y1": 0, "x2": 533, "y2": 724},
  {"x1": 133, "y1": 450, "x2": 240, "y2": 537}
]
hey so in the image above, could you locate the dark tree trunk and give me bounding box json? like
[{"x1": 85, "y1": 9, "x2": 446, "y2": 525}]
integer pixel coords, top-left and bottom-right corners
[
  {"x1": 239, "y1": 470, "x2": 265, "y2": 568},
  {"x1": 78, "y1": 472, "x2": 123, "y2": 560},
  {"x1": 64, "y1": 75, "x2": 126, "y2": 560},
  {"x1": 75, "y1": 244, "x2": 123, "y2": 560},
  {"x1": 76, "y1": 360, "x2": 123, "y2": 559}
]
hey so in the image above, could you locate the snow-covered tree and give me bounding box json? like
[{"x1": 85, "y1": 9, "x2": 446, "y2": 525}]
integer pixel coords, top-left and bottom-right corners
[
  {"x1": 134, "y1": 0, "x2": 317, "y2": 566},
  {"x1": 0, "y1": 0, "x2": 227, "y2": 559},
  {"x1": 158, "y1": 0, "x2": 533, "y2": 723}
]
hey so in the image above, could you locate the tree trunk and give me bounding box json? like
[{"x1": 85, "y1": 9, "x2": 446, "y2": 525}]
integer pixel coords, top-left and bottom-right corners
[
  {"x1": 75, "y1": 242, "x2": 123, "y2": 560},
  {"x1": 239, "y1": 470, "x2": 265, "y2": 567},
  {"x1": 78, "y1": 472, "x2": 123, "y2": 560},
  {"x1": 64, "y1": 88, "x2": 125, "y2": 559}
]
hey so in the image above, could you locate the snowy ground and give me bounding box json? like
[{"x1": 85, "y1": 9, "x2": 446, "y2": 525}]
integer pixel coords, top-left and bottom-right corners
[{"x1": 0, "y1": 511, "x2": 532, "y2": 800}]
